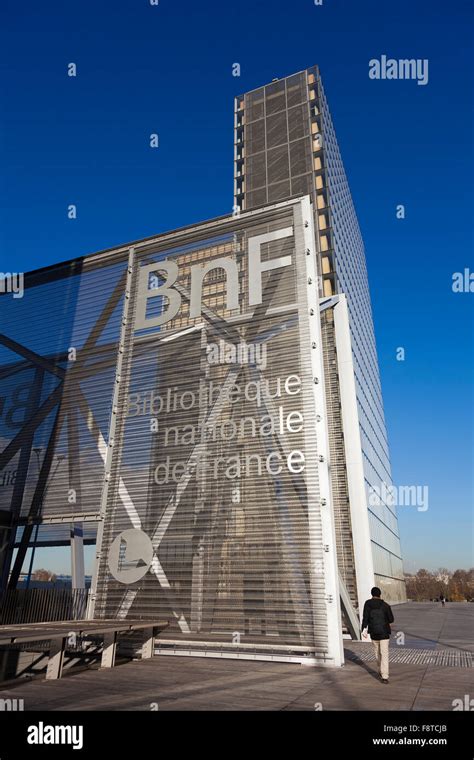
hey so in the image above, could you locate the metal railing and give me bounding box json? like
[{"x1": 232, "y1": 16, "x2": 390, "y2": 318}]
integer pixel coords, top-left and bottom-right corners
[{"x1": 0, "y1": 588, "x2": 90, "y2": 625}]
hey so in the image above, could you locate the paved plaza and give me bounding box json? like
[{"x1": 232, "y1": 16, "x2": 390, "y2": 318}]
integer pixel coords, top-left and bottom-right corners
[{"x1": 0, "y1": 603, "x2": 472, "y2": 711}]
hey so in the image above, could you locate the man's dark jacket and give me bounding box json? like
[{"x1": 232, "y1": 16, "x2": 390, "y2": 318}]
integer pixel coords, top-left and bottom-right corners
[{"x1": 362, "y1": 598, "x2": 394, "y2": 640}]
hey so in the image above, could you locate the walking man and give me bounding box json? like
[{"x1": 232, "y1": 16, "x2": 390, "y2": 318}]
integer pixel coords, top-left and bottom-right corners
[{"x1": 362, "y1": 586, "x2": 394, "y2": 684}]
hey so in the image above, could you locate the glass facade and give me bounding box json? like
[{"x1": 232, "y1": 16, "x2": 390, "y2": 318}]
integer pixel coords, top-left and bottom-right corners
[
  {"x1": 91, "y1": 201, "x2": 343, "y2": 662},
  {"x1": 0, "y1": 200, "x2": 345, "y2": 664},
  {"x1": 0, "y1": 254, "x2": 130, "y2": 586},
  {"x1": 235, "y1": 67, "x2": 406, "y2": 605}
]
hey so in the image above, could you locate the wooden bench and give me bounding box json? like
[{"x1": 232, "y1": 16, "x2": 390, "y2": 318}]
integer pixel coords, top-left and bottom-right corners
[{"x1": 0, "y1": 619, "x2": 168, "y2": 679}]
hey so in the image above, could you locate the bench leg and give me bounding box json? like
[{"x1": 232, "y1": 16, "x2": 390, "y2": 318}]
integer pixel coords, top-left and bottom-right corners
[
  {"x1": 46, "y1": 637, "x2": 66, "y2": 680},
  {"x1": 141, "y1": 627, "x2": 154, "y2": 660},
  {"x1": 101, "y1": 631, "x2": 117, "y2": 668}
]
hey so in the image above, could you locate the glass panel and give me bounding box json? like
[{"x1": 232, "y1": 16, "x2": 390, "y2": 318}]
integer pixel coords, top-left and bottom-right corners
[
  {"x1": 266, "y1": 111, "x2": 287, "y2": 149},
  {"x1": 246, "y1": 119, "x2": 265, "y2": 155},
  {"x1": 267, "y1": 145, "x2": 289, "y2": 185},
  {"x1": 265, "y1": 80, "x2": 286, "y2": 115}
]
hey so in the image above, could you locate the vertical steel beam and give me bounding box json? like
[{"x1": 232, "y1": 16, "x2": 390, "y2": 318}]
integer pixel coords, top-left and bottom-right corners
[
  {"x1": 297, "y1": 196, "x2": 344, "y2": 666},
  {"x1": 190, "y1": 328, "x2": 210, "y2": 633},
  {"x1": 339, "y1": 572, "x2": 361, "y2": 639},
  {"x1": 68, "y1": 408, "x2": 85, "y2": 590},
  {"x1": 333, "y1": 294, "x2": 375, "y2": 618},
  {"x1": 71, "y1": 525, "x2": 85, "y2": 590},
  {"x1": 0, "y1": 367, "x2": 44, "y2": 591},
  {"x1": 87, "y1": 249, "x2": 135, "y2": 620}
]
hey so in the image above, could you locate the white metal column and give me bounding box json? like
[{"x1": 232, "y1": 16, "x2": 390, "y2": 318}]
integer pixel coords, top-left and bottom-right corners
[
  {"x1": 333, "y1": 295, "x2": 375, "y2": 618},
  {"x1": 298, "y1": 195, "x2": 344, "y2": 667}
]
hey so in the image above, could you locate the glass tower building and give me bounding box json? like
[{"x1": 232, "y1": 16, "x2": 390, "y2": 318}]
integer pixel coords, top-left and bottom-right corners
[{"x1": 234, "y1": 66, "x2": 406, "y2": 607}]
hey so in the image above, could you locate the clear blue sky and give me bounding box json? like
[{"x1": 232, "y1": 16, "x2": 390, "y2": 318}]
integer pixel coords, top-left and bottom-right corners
[{"x1": 1, "y1": 0, "x2": 472, "y2": 574}]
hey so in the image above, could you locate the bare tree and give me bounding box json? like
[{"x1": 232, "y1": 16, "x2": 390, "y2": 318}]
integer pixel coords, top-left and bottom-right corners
[
  {"x1": 31, "y1": 568, "x2": 57, "y2": 583},
  {"x1": 405, "y1": 567, "x2": 474, "y2": 602}
]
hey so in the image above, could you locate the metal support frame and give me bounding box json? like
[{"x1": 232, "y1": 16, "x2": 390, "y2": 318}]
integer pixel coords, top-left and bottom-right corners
[
  {"x1": 0, "y1": 367, "x2": 45, "y2": 591},
  {"x1": 317, "y1": 294, "x2": 365, "y2": 637},
  {"x1": 7, "y1": 405, "x2": 64, "y2": 589},
  {"x1": 0, "y1": 511, "x2": 13, "y2": 592},
  {"x1": 1, "y1": 260, "x2": 130, "y2": 591},
  {"x1": 70, "y1": 525, "x2": 85, "y2": 590},
  {"x1": 339, "y1": 572, "x2": 361, "y2": 639},
  {"x1": 298, "y1": 196, "x2": 344, "y2": 666},
  {"x1": 17, "y1": 513, "x2": 100, "y2": 525},
  {"x1": 333, "y1": 295, "x2": 375, "y2": 619},
  {"x1": 68, "y1": 409, "x2": 85, "y2": 589},
  {"x1": 0, "y1": 372, "x2": 63, "y2": 471},
  {"x1": 88, "y1": 248, "x2": 136, "y2": 619}
]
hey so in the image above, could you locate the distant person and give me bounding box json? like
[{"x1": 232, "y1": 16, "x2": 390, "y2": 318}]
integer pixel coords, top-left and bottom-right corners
[
  {"x1": 439, "y1": 594, "x2": 445, "y2": 607},
  {"x1": 362, "y1": 587, "x2": 394, "y2": 684}
]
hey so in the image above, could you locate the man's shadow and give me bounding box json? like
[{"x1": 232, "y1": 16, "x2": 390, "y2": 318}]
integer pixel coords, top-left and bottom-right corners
[{"x1": 344, "y1": 649, "x2": 381, "y2": 681}]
